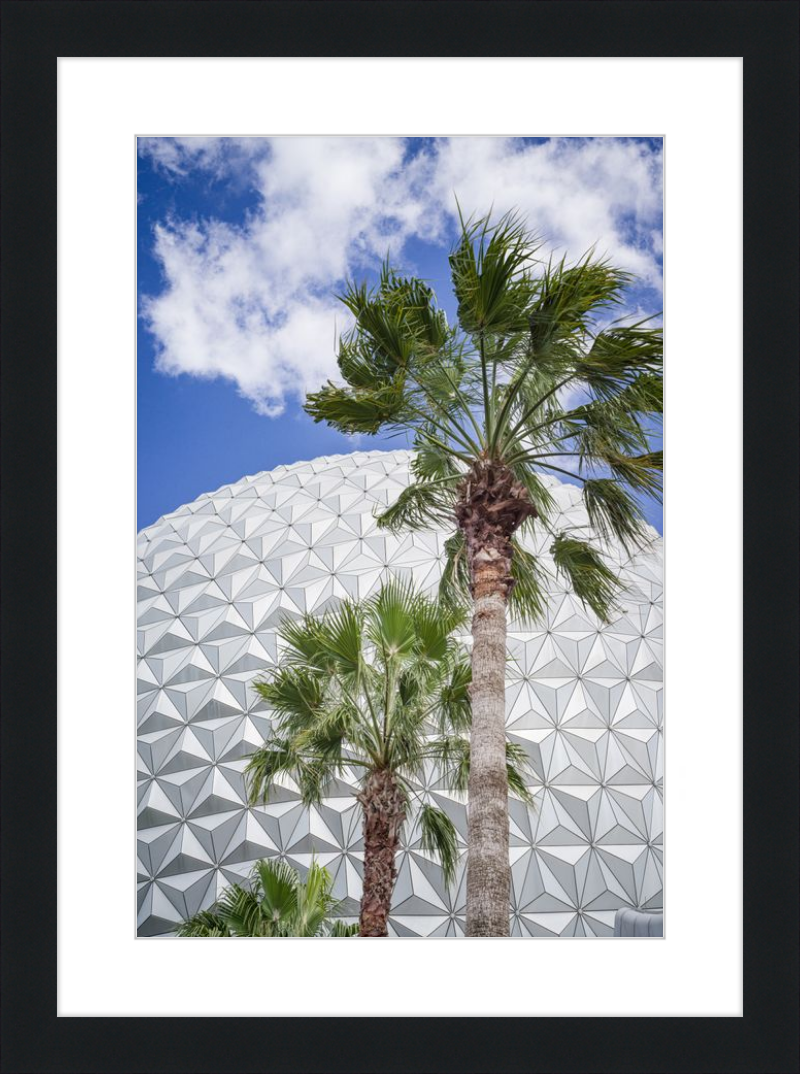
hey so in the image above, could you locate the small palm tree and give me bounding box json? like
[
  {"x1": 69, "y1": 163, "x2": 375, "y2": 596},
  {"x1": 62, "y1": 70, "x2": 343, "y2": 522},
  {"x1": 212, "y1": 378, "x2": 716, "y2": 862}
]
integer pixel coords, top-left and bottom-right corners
[
  {"x1": 175, "y1": 858, "x2": 358, "y2": 937},
  {"x1": 305, "y1": 209, "x2": 662, "y2": 935},
  {"x1": 245, "y1": 580, "x2": 532, "y2": 937}
]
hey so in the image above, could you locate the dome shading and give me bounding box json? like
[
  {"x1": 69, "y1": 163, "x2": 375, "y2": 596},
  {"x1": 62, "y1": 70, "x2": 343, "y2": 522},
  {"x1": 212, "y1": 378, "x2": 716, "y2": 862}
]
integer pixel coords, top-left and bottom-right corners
[{"x1": 137, "y1": 450, "x2": 663, "y2": 937}]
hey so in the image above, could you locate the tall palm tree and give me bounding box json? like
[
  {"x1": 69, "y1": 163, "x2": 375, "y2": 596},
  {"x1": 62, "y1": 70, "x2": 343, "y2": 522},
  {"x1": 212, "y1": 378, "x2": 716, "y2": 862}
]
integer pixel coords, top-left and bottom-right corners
[
  {"x1": 175, "y1": 858, "x2": 358, "y2": 937},
  {"x1": 305, "y1": 209, "x2": 663, "y2": 935},
  {"x1": 245, "y1": 580, "x2": 532, "y2": 937}
]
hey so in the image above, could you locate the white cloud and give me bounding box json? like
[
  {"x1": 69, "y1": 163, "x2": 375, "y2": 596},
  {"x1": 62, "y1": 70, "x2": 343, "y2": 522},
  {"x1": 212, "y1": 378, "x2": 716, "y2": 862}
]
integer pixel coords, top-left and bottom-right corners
[
  {"x1": 137, "y1": 136, "x2": 265, "y2": 180},
  {"x1": 139, "y1": 137, "x2": 662, "y2": 415}
]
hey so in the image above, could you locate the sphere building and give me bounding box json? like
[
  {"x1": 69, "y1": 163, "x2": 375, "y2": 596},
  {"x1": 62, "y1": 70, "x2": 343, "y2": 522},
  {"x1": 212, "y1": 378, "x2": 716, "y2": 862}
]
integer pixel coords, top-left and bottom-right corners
[{"x1": 137, "y1": 450, "x2": 663, "y2": 937}]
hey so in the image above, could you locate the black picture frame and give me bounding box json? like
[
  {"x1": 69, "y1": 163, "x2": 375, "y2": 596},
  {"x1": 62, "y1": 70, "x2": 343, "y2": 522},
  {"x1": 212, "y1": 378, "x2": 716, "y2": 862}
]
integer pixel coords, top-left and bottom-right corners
[{"x1": 2, "y1": 2, "x2": 798, "y2": 1071}]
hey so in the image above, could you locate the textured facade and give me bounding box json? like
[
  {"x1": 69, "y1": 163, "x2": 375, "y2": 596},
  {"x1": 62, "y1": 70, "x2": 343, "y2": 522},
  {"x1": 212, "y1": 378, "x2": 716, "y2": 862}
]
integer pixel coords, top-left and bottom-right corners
[{"x1": 137, "y1": 450, "x2": 663, "y2": 937}]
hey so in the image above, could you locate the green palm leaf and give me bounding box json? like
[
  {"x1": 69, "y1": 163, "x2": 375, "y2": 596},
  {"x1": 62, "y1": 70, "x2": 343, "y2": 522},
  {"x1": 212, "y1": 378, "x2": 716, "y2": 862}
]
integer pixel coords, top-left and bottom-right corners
[
  {"x1": 583, "y1": 478, "x2": 650, "y2": 553},
  {"x1": 434, "y1": 657, "x2": 472, "y2": 735},
  {"x1": 418, "y1": 804, "x2": 460, "y2": 886},
  {"x1": 256, "y1": 859, "x2": 301, "y2": 929},
  {"x1": 577, "y1": 323, "x2": 663, "y2": 399},
  {"x1": 365, "y1": 578, "x2": 420, "y2": 658},
  {"x1": 529, "y1": 253, "x2": 630, "y2": 353},
  {"x1": 245, "y1": 735, "x2": 303, "y2": 805},
  {"x1": 217, "y1": 883, "x2": 266, "y2": 937},
  {"x1": 449, "y1": 209, "x2": 540, "y2": 335},
  {"x1": 174, "y1": 909, "x2": 229, "y2": 937},
  {"x1": 374, "y1": 478, "x2": 457, "y2": 533},
  {"x1": 505, "y1": 741, "x2": 535, "y2": 805},
  {"x1": 438, "y1": 531, "x2": 470, "y2": 609},
  {"x1": 329, "y1": 919, "x2": 360, "y2": 937},
  {"x1": 607, "y1": 450, "x2": 663, "y2": 499},
  {"x1": 507, "y1": 539, "x2": 549, "y2": 625},
  {"x1": 551, "y1": 534, "x2": 621, "y2": 622},
  {"x1": 293, "y1": 861, "x2": 336, "y2": 936},
  {"x1": 316, "y1": 600, "x2": 365, "y2": 676},
  {"x1": 305, "y1": 380, "x2": 409, "y2": 434}
]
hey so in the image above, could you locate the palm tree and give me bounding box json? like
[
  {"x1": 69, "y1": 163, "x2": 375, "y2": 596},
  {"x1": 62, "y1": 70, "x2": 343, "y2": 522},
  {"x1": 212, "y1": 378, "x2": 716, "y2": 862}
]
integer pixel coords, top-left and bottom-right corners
[
  {"x1": 175, "y1": 858, "x2": 358, "y2": 937},
  {"x1": 304, "y1": 209, "x2": 663, "y2": 935},
  {"x1": 245, "y1": 580, "x2": 532, "y2": 937}
]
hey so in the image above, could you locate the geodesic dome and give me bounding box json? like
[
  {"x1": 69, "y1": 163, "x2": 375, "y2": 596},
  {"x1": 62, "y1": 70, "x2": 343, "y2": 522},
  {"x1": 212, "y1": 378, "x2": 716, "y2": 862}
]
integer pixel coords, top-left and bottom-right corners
[{"x1": 137, "y1": 449, "x2": 663, "y2": 937}]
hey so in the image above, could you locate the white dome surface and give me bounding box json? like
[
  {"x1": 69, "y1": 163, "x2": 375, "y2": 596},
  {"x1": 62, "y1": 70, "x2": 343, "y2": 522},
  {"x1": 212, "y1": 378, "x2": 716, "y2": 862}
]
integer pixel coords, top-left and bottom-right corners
[{"x1": 137, "y1": 449, "x2": 663, "y2": 937}]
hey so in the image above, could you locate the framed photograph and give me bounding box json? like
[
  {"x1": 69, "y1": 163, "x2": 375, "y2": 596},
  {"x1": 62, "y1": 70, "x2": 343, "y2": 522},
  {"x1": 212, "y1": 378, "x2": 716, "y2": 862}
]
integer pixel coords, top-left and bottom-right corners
[{"x1": 2, "y1": 2, "x2": 797, "y2": 1071}]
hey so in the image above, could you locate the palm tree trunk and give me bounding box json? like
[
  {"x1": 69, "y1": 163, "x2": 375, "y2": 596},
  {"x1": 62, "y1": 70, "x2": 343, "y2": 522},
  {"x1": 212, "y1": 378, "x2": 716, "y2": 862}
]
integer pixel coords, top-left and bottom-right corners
[
  {"x1": 456, "y1": 461, "x2": 536, "y2": 937},
  {"x1": 466, "y1": 574, "x2": 511, "y2": 935},
  {"x1": 358, "y1": 768, "x2": 406, "y2": 937}
]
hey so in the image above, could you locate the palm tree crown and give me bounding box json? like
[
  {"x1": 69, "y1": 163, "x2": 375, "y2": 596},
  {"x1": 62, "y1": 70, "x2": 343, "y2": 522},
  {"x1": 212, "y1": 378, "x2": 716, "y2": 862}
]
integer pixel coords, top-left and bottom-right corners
[
  {"x1": 306, "y1": 210, "x2": 662, "y2": 617},
  {"x1": 304, "y1": 208, "x2": 662, "y2": 936},
  {"x1": 245, "y1": 580, "x2": 532, "y2": 936}
]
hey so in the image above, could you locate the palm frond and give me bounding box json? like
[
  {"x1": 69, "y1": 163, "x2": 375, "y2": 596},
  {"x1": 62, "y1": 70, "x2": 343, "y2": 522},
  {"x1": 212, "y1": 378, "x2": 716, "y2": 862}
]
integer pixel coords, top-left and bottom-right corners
[
  {"x1": 565, "y1": 398, "x2": 650, "y2": 463},
  {"x1": 431, "y1": 656, "x2": 472, "y2": 735},
  {"x1": 374, "y1": 478, "x2": 457, "y2": 534},
  {"x1": 245, "y1": 735, "x2": 303, "y2": 805},
  {"x1": 506, "y1": 741, "x2": 535, "y2": 805},
  {"x1": 409, "y1": 592, "x2": 468, "y2": 664},
  {"x1": 583, "y1": 478, "x2": 649, "y2": 553},
  {"x1": 606, "y1": 450, "x2": 663, "y2": 500},
  {"x1": 507, "y1": 539, "x2": 549, "y2": 626},
  {"x1": 410, "y1": 435, "x2": 464, "y2": 482},
  {"x1": 449, "y1": 209, "x2": 540, "y2": 336},
  {"x1": 294, "y1": 701, "x2": 355, "y2": 763},
  {"x1": 315, "y1": 599, "x2": 365, "y2": 676},
  {"x1": 276, "y1": 614, "x2": 329, "y2": 669},
  {"x1": 529, "y1": 253, "x2": 631, "y2": 355},
  {"x1": 337, "y1": 279, "x2": 418, "y2": 372},
  {"x1": 173, "y1": 909, "x2": 230, "y2": 937},
  {"x1": 328, "y1": 919, "x2": 360, "y2": 937},
  {"x1": 438, "y1": 531, "x2": 470, "y2": 607},
  {"x1": 217, "y1": 883, "x2": 265, "y2": 937},
  {"x1": 615, "y1": 370, "x2": 663, "y2": 415},
  {"x1": 426, "y1": 734, "x2": 471, "y2": 793},
  {"x1": 365, "y1": 578, "x2": 419, "y2": 659},
  {"x1": 385, "y1": 725, "x2": 428, "y2": 773},
  {"x1": 304, "y1": 380, "x2": 408, "y2": 435},
  {"x1": 341, "y1": 268, "x2": 450, "y2": 367},
  {"x1": 294, "y1": 756, "x2": 331, "y2": 807},
  {"x1": 418, "y1": 804, "x2": 460, "y2": 887},
  {"x1": 550, "y1": 534, "x2": 621, "y2": 623},
  {"x1": 253, "y1": 666, "x2": 325, "y2": 723},
  {"x1": 293, "y1": 860, "x2": 336, "y2": 936},
  {"x1": 577, "y1": 324, "x2": 663, "y2": 400},
  {"x1": 502, "y1": 363, "x2": 565, "y2": 434},
  {"x1": 378, "y1": 268, "x2": 450, "y2": 354},
  {"x1": 336, "y1": 337, "x2": 393, "y2": 390},
  {"x1": 255, "y1": 858, "x2": 301, "y2": 929}
]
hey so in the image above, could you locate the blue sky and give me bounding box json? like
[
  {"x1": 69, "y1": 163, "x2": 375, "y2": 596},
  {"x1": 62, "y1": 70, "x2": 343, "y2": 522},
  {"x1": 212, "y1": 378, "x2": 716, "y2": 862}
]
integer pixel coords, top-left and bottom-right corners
[{"x1": 138, "y1": 137, "x2": 663, "y2": 532}]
